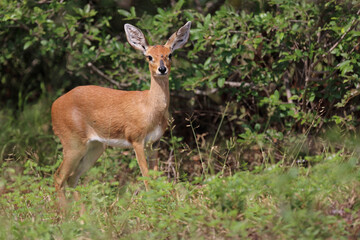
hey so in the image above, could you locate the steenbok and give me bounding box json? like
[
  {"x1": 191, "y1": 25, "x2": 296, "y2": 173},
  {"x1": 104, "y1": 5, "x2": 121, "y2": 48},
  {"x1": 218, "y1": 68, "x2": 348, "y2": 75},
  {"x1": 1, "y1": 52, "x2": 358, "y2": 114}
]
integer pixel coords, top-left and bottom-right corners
[{"x1": 52, "y1": 21, "x2": 191, "y2": 208}]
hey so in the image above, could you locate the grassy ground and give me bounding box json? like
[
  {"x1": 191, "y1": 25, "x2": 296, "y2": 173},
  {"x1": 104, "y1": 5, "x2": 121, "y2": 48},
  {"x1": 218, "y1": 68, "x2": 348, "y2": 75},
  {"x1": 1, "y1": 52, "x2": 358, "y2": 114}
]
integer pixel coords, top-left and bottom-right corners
[
  {"x1": 1, "y1": 101, "x2": 360, "y2": 239},
  {"x1": 1, "y1": 148, "x2": 359, "y2": 239}
]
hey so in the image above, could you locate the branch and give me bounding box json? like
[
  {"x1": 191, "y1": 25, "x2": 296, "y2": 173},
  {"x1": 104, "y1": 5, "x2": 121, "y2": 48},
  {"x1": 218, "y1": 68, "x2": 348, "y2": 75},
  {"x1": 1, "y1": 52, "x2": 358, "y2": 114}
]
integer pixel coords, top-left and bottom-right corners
[
  {"x1": 194, "y1": 88, "x2": 218, "y2": 96},
  {"x1": 87, "y1": 62, "x2": 130, "y2": 88},
  {"x1": 349, "y1": 42, "x2": 360, "y2": 54},
  {"x1": 283, "y1": 70, "x2": 293, "y2": 104},
  {"x1": 64, "y1": 22, "x2": 74, "y2": 49},
  {"x1": 224, "y1": 81, "x2": 254, "y2": 88}
]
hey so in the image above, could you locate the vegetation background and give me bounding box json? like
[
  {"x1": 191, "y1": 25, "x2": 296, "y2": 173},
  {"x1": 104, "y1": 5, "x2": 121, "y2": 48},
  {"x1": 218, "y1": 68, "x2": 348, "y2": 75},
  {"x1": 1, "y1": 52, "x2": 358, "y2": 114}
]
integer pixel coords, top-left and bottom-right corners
[{"x1": 1, "y1": 0, "x2": 360, "y2": 239}]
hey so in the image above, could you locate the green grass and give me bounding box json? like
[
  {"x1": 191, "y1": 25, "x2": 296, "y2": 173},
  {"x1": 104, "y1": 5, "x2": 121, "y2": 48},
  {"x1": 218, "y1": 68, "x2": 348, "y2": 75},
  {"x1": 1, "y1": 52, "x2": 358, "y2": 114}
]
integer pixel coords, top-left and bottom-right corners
[
  {"x1": 1, "y1": 150, "x2": 359, "y2": 239},
  {"x1": 1, "y1": 99, "x2": 359, "y2": 239}
]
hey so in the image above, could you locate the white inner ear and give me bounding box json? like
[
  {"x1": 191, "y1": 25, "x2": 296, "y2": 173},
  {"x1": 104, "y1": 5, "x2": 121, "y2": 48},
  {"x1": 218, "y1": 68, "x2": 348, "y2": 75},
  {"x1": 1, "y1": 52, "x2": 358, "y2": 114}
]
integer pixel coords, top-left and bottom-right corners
[
  {"x1": 124, "y1": 24, "x2": 148, "y2": 54},
  {"x1": 172, "y1": 37, "x2": 187, "y2": 51},
  {"x1": 167, "y1": 22, "x2": 191, "y2": 52}
]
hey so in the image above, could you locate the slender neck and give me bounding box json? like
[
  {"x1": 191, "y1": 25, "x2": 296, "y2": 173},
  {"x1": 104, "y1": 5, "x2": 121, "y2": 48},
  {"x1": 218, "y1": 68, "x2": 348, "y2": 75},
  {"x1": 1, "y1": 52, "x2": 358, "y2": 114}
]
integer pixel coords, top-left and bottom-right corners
[{"x1": 148, "y1": 73, "x2": 170, "y2": 110}]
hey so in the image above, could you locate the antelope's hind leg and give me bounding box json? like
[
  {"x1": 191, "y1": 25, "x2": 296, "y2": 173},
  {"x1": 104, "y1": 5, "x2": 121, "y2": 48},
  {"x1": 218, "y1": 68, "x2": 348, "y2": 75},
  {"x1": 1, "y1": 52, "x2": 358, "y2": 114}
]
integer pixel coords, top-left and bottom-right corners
[
  {"x1": 54, "y1": 142, "x2": 87, "y2": 210},
  {"x1": 147, "y1": 141, "x2": 160, "y2": 172},
  {"x1": 67, "y1": 141, "x2": 105, "y2": 188},
  {"x1": 66, "y1": 141, "x2": 105, "y2": 213}
]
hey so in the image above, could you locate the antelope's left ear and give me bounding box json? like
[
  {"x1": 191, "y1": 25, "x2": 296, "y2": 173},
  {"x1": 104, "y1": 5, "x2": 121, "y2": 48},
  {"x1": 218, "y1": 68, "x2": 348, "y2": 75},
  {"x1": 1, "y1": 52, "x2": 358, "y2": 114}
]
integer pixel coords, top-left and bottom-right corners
[
  {"x1": 124, "y1": 23, "x2": 149, "y2": 55},
  {"x1": 165, "y1": 21, "x2": 191, "y2": 53}
]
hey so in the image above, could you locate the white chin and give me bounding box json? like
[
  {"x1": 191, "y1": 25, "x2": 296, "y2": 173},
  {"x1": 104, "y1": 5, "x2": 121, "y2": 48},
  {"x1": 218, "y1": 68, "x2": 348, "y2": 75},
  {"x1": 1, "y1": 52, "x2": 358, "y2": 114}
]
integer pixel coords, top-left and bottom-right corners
[{"x1": 156, "y1": 72, "x2": 168, "y2": 76}]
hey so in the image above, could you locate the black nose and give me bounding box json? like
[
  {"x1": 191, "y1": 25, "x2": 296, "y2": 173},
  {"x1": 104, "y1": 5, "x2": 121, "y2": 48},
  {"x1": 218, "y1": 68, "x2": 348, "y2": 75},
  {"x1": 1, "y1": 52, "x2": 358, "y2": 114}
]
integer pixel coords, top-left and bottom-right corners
[{"x1": 158, "y1": 66, "x2": 167, "y2": 74}]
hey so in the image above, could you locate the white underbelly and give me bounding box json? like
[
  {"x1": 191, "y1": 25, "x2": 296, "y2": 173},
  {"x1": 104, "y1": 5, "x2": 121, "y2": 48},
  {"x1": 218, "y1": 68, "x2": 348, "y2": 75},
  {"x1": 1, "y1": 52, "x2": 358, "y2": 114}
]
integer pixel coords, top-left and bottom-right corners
[
  {"x1": 88, "y1": 125, "x2": 163, "y2": 147},
  {"x1": 89, "y1": 136, "x2": 132, "y2": 148}
]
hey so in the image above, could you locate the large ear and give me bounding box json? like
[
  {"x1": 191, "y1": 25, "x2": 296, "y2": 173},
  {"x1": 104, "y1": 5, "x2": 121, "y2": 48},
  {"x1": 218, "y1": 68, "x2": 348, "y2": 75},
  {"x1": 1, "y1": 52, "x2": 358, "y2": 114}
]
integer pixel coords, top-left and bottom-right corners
[
  {"x1": 124, "y1": 24, "x2": 149, "y2": 54},
  {"x1": 165, "y1": 21, "x2": 191, "y2": 53}
]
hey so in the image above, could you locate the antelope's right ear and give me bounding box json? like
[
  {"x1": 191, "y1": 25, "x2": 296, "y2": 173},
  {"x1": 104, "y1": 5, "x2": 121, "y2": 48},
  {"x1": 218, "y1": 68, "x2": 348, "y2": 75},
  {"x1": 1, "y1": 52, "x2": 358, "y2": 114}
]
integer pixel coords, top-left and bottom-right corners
[
  {"x1": 165, "y1": 21, "x2": 191, "y2": 53},
  {"x1": 124, "y1": 24, "x2": 149, "y2": 54}
]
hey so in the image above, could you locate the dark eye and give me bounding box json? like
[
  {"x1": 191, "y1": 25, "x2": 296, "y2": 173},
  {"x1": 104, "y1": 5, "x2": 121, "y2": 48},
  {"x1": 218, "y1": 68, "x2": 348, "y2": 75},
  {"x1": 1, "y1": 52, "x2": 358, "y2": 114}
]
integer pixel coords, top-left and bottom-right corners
[
  {"x1": 147, "y1": 56, "x2": 153, "y2": 61},
  {"x1": 168, "y1": 54, "x2": 172, "y2": 60}
]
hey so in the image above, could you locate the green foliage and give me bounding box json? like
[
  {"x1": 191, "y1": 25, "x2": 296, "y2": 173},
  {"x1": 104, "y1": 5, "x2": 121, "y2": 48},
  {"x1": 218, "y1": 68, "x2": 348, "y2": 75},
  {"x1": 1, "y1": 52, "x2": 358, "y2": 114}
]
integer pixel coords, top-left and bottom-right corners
[
  {"x1": 1, "y1": 0, "x2": 360, "y2": 146},
  {"x1": 1, "y1": 151, "x2": 359, "y2": 239},
  {"x1": 0, "y1": 96, "x2": 56, "y2": 167}
]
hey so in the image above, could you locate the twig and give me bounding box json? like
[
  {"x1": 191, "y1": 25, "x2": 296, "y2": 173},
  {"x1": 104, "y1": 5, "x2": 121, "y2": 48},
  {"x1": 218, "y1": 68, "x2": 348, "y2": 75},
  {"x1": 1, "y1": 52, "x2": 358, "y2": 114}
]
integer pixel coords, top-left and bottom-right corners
[
  {"x1": 64, "y1": 22, "x2": 74, "y2": 49},
  {"x1": 208, "y1": 102, "x2": 229, "y2": 175},
  {"x1": 229, "y1": 30, "x2": 248, "y2": 34},
  {"x1": 224, "y1": 81, "x2": 254, "y2": 88},
  {"x1": 87, "y1": 62, "x2": 130, "y2": 88},
  {"x1": 166, "y1": 149, "x2": 174, "y2": 180},
  {"x1": 283, "y1": 70, "x2": 293, "y2": 104},
  {"x1": 193, "y1": 88, "x2": 218, "y2": 96},
  {"x1": 349, "y1": 42, "x2": 360, "y2": 54},
  {"x1": 302, "y1": 58, "x2": 310, "y2": 112}
]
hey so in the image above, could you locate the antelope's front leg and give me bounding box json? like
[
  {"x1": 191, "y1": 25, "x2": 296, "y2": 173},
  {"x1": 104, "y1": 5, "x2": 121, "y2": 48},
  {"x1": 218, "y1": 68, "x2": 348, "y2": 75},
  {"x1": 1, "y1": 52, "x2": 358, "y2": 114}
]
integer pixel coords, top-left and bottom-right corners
[{"x1": 133, "y1": 141, "x2": 150, "y2": 191}]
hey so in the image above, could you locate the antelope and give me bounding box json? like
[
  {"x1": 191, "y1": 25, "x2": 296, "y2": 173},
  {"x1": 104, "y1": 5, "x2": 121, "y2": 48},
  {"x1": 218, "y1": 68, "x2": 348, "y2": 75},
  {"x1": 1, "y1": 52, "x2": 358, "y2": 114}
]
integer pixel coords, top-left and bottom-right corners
[{"x1": 51, "y1": 21, "x2": 191, "y2": 208}]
